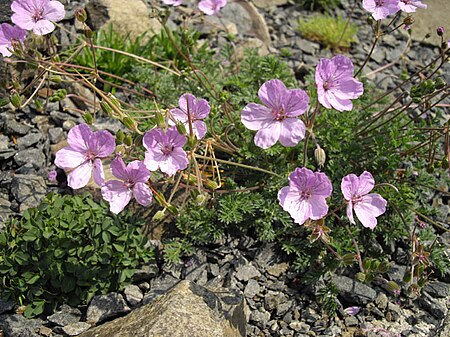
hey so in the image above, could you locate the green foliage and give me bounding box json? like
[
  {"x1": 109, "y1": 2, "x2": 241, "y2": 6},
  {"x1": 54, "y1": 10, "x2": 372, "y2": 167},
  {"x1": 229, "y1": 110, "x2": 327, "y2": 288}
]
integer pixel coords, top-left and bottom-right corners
[
  {"x1": 295, "y1": 0, "x2": 341, "y2": 11},
  {"x1": 298, "y1": 15, "x2": 358, "y2": 50},
  {"x1": 0, "y1": 193, "x2": 154, "y2": 317}
]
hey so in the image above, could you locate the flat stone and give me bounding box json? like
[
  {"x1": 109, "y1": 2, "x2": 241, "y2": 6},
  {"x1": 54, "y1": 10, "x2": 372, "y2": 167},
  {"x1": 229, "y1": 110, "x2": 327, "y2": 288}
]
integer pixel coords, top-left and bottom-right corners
[
  {"x1": 86, "y1": 293, "x2": 130, "y2": 324},
  {"x1": 5, "y1": 119, "x2": 30, "y2": 136},
  {"x1": 47, "y1": 304, "x2": 81, "y2": 326},
  {"x1": 123, "y1": 284, "x2": 143, "y2": 307},
  {"x1": 62, "y1": 322, "x2": 91, "y2": 336},
  {"x1": 266, "y1": 262, "x2": 289, "y2": 277},
  {"x1": 142, "y1": 274, "x2": 179, "y2": 305},
  {"x1": 235, "y1": 263, "x2": 261, "y2": 282},
  {"x1": 17, "y1": 132, "x2": 42, "y2": 149},
  {"x1": 10, "y1": 174, "x2": 47, "y2": 210},
  {"x1": 0, "y1": 314, "x2": 43, "y2": 337},
  {"x1": 419, "y1": 293, "x2": 448, "y2": 319},
  {"x1": 423, "y1": 281, "x2": 450, "y2": 298},
  {"x1": 79, "y1": 280, "x2": 246, "y2": 337},
  {"x1": 14, "y1": 148, "x2": 46, "y2": 168},
  {"x1": 375, "y1": 293, "x2": 388, "y2": 310},
  {"x1": 244, "y1": 279, "x2": 261, "y2": 298},
  {"x1": 0, "y1": 135, "x2": 9, "y2": 149},
  {"x1": 333, "y1": 275, "x2": 377, "y2": 305},
  {"x1": 48, "y1": 127, "x2": 64, "y2": 144}
]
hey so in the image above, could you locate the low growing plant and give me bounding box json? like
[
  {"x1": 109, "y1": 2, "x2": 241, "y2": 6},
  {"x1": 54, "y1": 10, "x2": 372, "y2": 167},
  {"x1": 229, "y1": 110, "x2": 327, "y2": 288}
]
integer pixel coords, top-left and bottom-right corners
[{"x1": 0, "y1": 193, "x2": 154, "y2": 317}]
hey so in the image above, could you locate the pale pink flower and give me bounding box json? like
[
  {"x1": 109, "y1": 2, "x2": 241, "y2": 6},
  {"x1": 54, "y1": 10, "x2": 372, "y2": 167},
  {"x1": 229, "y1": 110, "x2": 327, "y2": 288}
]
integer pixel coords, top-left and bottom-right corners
[
  {"x1": 0, "y1": 23, "x2": 26, "y2": 57},
  {"x1": 11, "y1": 0, "x2": 65, "y2": 35},
  {"x1": 143, "y1": 127, "x2": 189, "y2": 176},
  {"x1": 101, "y1": 156, "x2": 153, "y2": 214},
  {"x1": 47, "y1": 169, "x2": 57, "y2": 182},
  {"x1": 315, "y1": 55, "x2": 363, "y2": 112},
  {"x1": 341, "y1": 171, "x2": 387, "y2": 230},
  {"x1": 162, "y1": 0, "x2": 182, "y2": 6},
  {"x1": 241, "y1": 79, "x2": 309, "y2": 149},
  {"x1": 55, "y1": 123, "x2": 115, "y2": 189},
  {"x1": 398, "y1": 0, "x2": 427, "y2": 13},
  {"x1": 362, "y1": 0, "x2": 399, "y2": 21},
  {"x1": 198, "y1": 0, "x2": 227, "y2": 15},
  {"x1": 344, "y1": 306, "x2": 361, "y2": 316},
  {"x1": 169, "y1": 93, "x2": 210, "y2": 139},
  {"x1": 278, "y1": 167, "x2": 332, "y2": 225}
]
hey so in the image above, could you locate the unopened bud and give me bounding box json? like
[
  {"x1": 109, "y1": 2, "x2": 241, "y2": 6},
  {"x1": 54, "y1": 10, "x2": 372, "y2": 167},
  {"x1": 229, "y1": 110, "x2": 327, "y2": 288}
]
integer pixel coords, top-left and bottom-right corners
[
  {"x1": 49, "y1": 75, "x2": 62, "y2": 83},
  {"x1": 366, "y1": 16, "x2": 373, "y2": 26},
  {"x1": 435, "y1": 77, "x2": 446, "y2": 90},
  {"x1": 84, "y1": 27, "x2": 93, "y2": 39},
  {"x1": 314, "y1": 146, "x2": 326, "y2": 167},
  {"x1": 107, "y1": 93, "x2": 121, "y2": 108},
  {"x1": 123, "y1": 134, "x2": 133, "y2": 146},
  {"x1": 195, "y1": 193, "x2": 207, "y2": 206},
  {"x1": 175, "y1": 121, "x2": 187, "y2": 135},
  {"x1": 355, "y1": 272, "x2": 366, "y2": 283},
  {"x1": 35, "y1": 99, "x2": 44, "y2": 112},
  {"x1": 403, "y1": 15, "x2": 414, "y2": 26},
  {"x1": 386, "y1": 280, "x2": 401, "y2": 293},
  {"x1": 83, "y1": 112, "x2": 93, "y2": 124},
  {"x1": 0, "y1": 98, "x2": 9, "y2": 107},
  {"x1": 9, "y1": 92, "x2": 21, "y2": 108},
  {"x1": 152, "y1": 210, "x2": 166, "y2": 222},
  {"x1": 341, "y1": 253, "x2": 355, "y2": 265},
  {"x1": 116, "y1": 130, "x2": 125, "y2": 143},
  {"x1": 121, "y1": 116, "x2": 138, "y2": 132},
  {"x1": 75, "y1": 8, "x2": 87, "y2": 22},
  {"x1": 441, "y1": 157, "x2": 449, "y2": 169},
  {"x1": 437, "y1": 26, "x2": 445, "y2": 37},
  {"x1": 100, "y1": 100, "x2": 113, "y2": 116},
  {"x1": 205, "y1": 179, "x2": 219, "y2": 190},
  {"x1": 155, "y1": 110, "x2": 166, "y2": 129}
]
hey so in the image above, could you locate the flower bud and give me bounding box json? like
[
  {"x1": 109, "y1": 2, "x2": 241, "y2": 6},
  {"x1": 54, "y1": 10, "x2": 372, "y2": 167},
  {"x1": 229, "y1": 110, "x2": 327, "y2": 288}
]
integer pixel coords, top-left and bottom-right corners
[
  {"x1": 355, "y1": 272, "x2": 366, "y2": 283},
  {"x1": 9, "y1": 92, "x2": 21, "y2": 108},
  {"x1": 435, "y1": 77, "x2": 446, "y2": 90},
  {"x1": 152, "y1": 210, "x2": 166, "y2": 222},
  {"x1": 116, "y1": 130, "x2": 125, "y2": 143},
  {"x1": 0, "y1": 98, "x2": 9, "y2": 107},
  {"x1": 441, "y1": 157, "x2": 448, "y2": 169},
  {"x1": 83, "y1": 112, "x2": 93, "y2": 124},
  {"x1": 403, "y1": 16, "x2": 414, "y2": 26},
  {"x1": 84, "y1": 27, "x2": 93, "y2": 39},
  {"x1": 366, "y1": 16, "x2": 373, "y2": 26},
  {"x1": 123, "y1": 134, "x2": 133, "y2": 146},
  {"x1": 49, "y1": 75, "x2": 62, "y2": 83},
  {"x1": 75, "y1": 8, "x2": 87, "y2": 22},
  {"x1": 121, "y1": 116, "x2": 138, "y2": 132},
  {"x1": 195, "y1": 193, "x2": 207, "y2": 206},
  {"x1": 35, "y1": 99, "x2": 44, "y2": 112},
  {"x1": 386, "y1": 281, "x2": 401, "y2": 293},
  {"x1": 437, "y1": 26, "x2": 445, "y2": 37},
  {"x1": 175, "y1": 121, "x2": 187, "y2": 135},
  {"x1": 155, "y1": 110, "x2": 166, "y2": 129},
  {"x1": 314, "y1": 145, "x2": 326, "y2": 167},
  {"x1": 341, "y1": 253, "x2": 356, "y2": 265},
  {"x1": 205, "y1": 179, "x2": 219, "y2": 190}
]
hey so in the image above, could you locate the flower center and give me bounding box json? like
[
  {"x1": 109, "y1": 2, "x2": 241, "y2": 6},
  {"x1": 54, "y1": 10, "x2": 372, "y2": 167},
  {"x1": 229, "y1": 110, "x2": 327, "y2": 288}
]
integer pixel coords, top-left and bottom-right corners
[
  {"x1": 299, "y1": 190, "x2": 312, "y2": 201},
  {"x1": 84, "y1": 151, "x2": 97, "y2": 161},
  {"x1": 124, "y1": 180, "x2": 135, "y2": 189},
  {"x1": 352, "y1": 195, "x2": 364, "y2": 204},
  {"x1": 32, "y1": 9, "x2": 45, "y2": 22},
  {"x1": 272, "y1": 108, "x2": 286, "y2": 121},
  {"x1": 323, "y1": 80, "x2": 333, "y2": 91},
  {"x1": 375, "y1": 0, "x2": 385, "y2": 6},
  {"x1": 161, "y1": 143, "x2": 174, "y2": 155}
]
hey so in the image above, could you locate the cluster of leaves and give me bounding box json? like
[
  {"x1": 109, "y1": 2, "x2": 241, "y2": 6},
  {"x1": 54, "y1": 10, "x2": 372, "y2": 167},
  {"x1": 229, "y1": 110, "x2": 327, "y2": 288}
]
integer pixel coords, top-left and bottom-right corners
[
  {"x1": 298, "y1": 14, "x2": 358, "y2": 50},
  {"x1": 0, "y1": 193, "x2": 154, "y2": 317}
]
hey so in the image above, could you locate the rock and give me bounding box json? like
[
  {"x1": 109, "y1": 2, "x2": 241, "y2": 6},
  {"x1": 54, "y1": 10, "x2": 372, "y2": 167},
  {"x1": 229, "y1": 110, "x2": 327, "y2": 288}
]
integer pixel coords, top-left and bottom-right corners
[
  {"x1": 374, "y1": 293, "x2": 388, "y2": 311},
  {"x1": 264, "y1": 291, "x2": 287, "y2": 312},
  {"x1": 0, "y1": 0, "x2": 12, "y2": 22},
  {"x1": 133, "y1": 262, "x2": 159, "y2": 282},
  {"x1": 10, "y1": 174, "x2": 47, "y2": 211},
  {"x1": 123, "y1": 284, "x2": 143, "y2": 307},
  {"x1": 423, "y1": 281, "x2": 450, "y2": 298},
  {"x1": 85, "y1": 0, "x2": 161, "y2": 38},
  {"x1": 48, "y1": 127, "x2": 64, "y2": 144},
  {"x1": 419, "y1": 292, "x2": 447, "y2": 319},
  {"x1": 79, "y1": 280, "x2": 246, "y2": 337},
  {"x1": 410, "y1": 0, "x2": 449, "y2": 45},
  {"x1": 4, "y1": 119, "x2": 30, "y2": 136},
  {"x1": 333, "y1": 275, "x2": 377, "y2": 305},
  {"x1": 0, "y1": 197, "x2": 13, "y2": 225},
  {"x1": 17, "y1": 132, "x2": 42, "y2": 149},
  {"x1": 142, "y1": 274, "x2": 179, "y2": 305},
  {"x1": 38, "y1": 326, "x2": 53, "y2": 337},
  {"x1": 86, "y1": 293, "x2": 130, "y2": 324},
  {"x1": 244, "y1": 279, "x2": 261, "y2": 298},
  {"x1": 266, "y1": 262, "x2": 289, "y2": 277},
  {"x1": 235, "y1": 263, "x2": 261, "y2": 282},
  {"x1": 62, "y1": 322, "x2": 91, "y2": 336},
  {"x1": 253, "y1": 0, "x2": 288, "y2": 9},
  {"x1": 250, "y1": 308, "x2": 271, "y2": 329},
  {"x1": 14, "y1": 148, "x2": 46, "y2": 168},
  {"x1": 0, "y1": 299, "x2": 14, "y2": 315},
  {"x1": 0, "y1": 135, "x2": 9, "y2": 149},
  {"x1": 47, "y1": 305, "x2": 81, "y2": 326},
  {"x1": 0, "y1": 314, "x2": 43, "y2": 337}
]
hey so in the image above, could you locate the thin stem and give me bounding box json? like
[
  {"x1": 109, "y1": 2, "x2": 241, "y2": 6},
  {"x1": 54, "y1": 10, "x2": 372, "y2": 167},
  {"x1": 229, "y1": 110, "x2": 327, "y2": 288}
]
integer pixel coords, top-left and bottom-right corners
[{"x1": 355, "y1": 21, "x2": 381, "y2": 78}]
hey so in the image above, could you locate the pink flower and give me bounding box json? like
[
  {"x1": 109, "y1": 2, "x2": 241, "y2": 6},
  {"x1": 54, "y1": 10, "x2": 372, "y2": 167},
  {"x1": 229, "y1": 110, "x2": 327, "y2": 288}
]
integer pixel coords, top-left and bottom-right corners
[
  {"x1": 278, "y1": 168, "x2": 332, "y2": 225},
  {"x1": 241, "y1": 79, "x2": 309, "y2": 149},
  {"x1": 341, "y1": 171, "x2": 387, "y2": 230},
  {"x1": 143, "y1": 127, "x2": 189, "y2": 176},
  {"x1": 344, "y1": 306, "x2": 361, "y2": 316},
  {"x1": 11, "y1": 0, "x2": 65, "y2": 35},
  {"x1": 398, "y1": 0, "x2": 427, "y2": 13},
  {"x1": 55, "y1": 123, "x2": 115, "y2": 189},
  {"x1": 169, "y1": 93, "x2": 211, "y2": 139},
  {"x1": 101, "y1": 156, "x2": 153, "y2": 214},
  {"x1": 315, "y1": 55, "x2": 363, "y2": 112},
  {"x1": 162, "y1": 0, "x2": 182, "y2": 6},
  {"x1": 362, "y1": 0, "x2": 399, "y2": 21},
  {"x1": 198, "y1": 0, "x2": 227, "y2": 15},
  {"x1": 0, "y1": 23, "x2": 26, "y2": 57},
  {"x1": 47, "y1": 169, "x2": 57, "y2": 182}
]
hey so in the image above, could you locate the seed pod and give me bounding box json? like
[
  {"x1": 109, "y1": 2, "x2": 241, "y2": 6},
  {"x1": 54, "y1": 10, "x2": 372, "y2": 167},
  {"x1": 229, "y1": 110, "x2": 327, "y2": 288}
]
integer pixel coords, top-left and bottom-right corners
[
  {"x1": 121, "y1": 117, "x2": 138, "y2": 132},
  {"x1": 152, "y1": 210, "x2": 166, "y2": 222},
  {"x1": 83, "y1": 112, "x2": 93, "y2": 124},
  {"x1": 155, "y1": 110, "x2": 166, "y2": 129},
  {"x1": 175, "y1": 121, "x2": 187, "y2": 135},
  {"x1": 123, "y1": 134, "x2": 133, "y2": 146},
  {"x1": 116, "y1": 130, "x2": 125, "y2": 143},
  {"x1": 441, "y1": 157, "x2": 449, "y2": 169},
  {"x1": 75, "y1": 8, "x2": 87, "y2": 22},
  {"x1": 35, "y1": 99, "x2": 44, "y2": 112},
  {"x1": 205, "y1": 179, "x2": 219, "y2": 190},
  {"x1": 9, "y1": 92, "x2": 21, "y2": 108},
  {"x1": 195, "y1": 193, "x2": 207, "y2": 206},
  {"x1": 314, "y1": 145, "x2": 326, "y2": 167},
  {"x1": 84, "y1": 27, "x2": 93, "y2": 39},
  {"x1": 107, "y1": 93, "x2": 121, "y2": 108},
  {"x1": 100, "y1": 100, "x2": 113, "y2": 116}
]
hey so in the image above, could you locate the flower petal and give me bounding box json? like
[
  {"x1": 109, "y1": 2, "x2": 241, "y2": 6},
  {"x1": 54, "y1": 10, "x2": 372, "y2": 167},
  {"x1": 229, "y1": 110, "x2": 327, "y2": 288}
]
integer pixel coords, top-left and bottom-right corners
[
  {"x1": 93, "y1": 158, "x2": 105, "y2": 186},
  {"x1": 67, "y1": 123, "x2": 91, "y2": 152},
  {"x1": 43, "y1": 0, "x2": 65, "y2": 22},
  {"x1": 55, "y1": 147, "x2": 86, "y2": 170},
  {"x1": 110, "y1": 156, "x2": 129, "y2": 181},
  {"x1": 354, "y1": 193, "x2": 387, "y2": 229},
  {"x1": 283, "y1": 89, "x2": 309, "y2": 117},
  {"x1": 133, "y1": 182, "x2": 153, "y2": 206},
  {"x1": 241, "y1": 103, "x2": 273, "y2": 130},
  {"x1": 308, "y1": 195, "x2": 329, "y2": 220},
  {"x1": 258, "y1": 79, "x2": 287, "y2": 111},
  {"x1": 356, "y1": 171, "x2": 375, "y2": 195},
  {"x1": 278, "y1": 186, "x2": 310, "y2": 225},
  {"x1": 33, "y1": 20, "x2": 55, "y2": 35},
  {"x1": 279, "y1": 118, "x2": 305, "y2": 147},
  {"x1": 127, "y1": 160, "x2": 150, "y2": 183},
  {"x1": 346, "y1": 202, "x2": 355, "y2": 224},
  {"x1": 90, "y1": 130, "x2": 115, "y2": 158},
  {"x1": 193, "y1": 120, "x2": 207, "y2": 139},
  {"x1": 254, "y1": 122, "x2": 281, "y2": 149},
  {"x1": 101, "y1": 180, "x2": 132, "y2": 214},
  {"x1": 67, "y1": 161, "x2": 92, "y2": 189},
  {"x1": 341, "y1": 173, "x2": 359, "y2": 201}
]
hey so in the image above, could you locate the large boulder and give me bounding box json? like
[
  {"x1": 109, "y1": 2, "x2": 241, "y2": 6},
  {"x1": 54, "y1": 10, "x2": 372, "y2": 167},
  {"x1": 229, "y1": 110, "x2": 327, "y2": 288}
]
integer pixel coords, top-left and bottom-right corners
[{"x1": 79, "y1": 280, "x2": 246, "y2": 337}]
